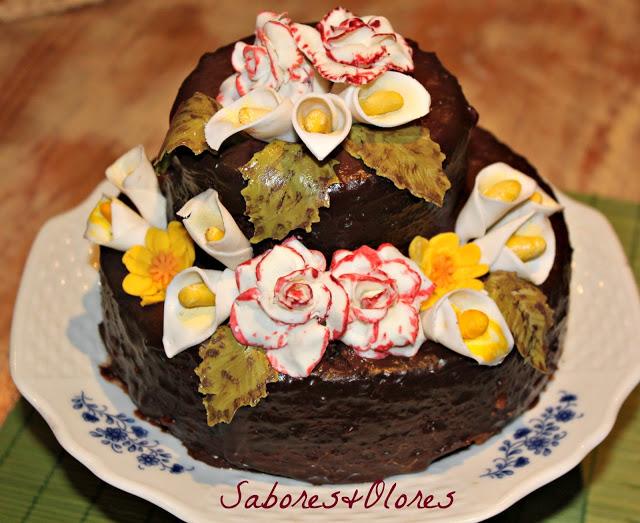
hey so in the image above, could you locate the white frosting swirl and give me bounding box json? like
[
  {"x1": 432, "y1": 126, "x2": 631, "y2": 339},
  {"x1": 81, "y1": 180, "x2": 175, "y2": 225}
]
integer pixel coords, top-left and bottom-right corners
[
  {"x1": 330, "y1": 244, "x2": 433, "y2": 359},
  {"x1": 291, "y1": 7, "x2": 413, "y2": 85},
  {"x1": 218, "y1": 12, "x2": 327, "y2": 106},
  {"x1": 229, "y1": 237, "x2": 348, "y2": 377}
]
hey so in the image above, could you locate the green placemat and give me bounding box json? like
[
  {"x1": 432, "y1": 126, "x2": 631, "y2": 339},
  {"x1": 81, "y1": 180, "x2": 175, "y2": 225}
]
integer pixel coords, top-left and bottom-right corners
[{"x1": 1, "y1": 194, "x2": 639, "y2": 523}]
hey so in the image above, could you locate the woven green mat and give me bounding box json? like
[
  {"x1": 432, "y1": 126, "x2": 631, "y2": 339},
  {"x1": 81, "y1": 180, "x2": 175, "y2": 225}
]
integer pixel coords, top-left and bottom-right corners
[{"x1": 1, "y1": 194, "x2": 639, "y2": 523}]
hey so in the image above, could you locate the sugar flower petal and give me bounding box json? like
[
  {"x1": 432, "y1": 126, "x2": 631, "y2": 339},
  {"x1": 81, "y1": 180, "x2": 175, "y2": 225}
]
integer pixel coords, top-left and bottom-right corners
[
  {"x1": 258, "y1": 267, "x2": 331, "y2": 325},
  {"x1": 473, "y1": 211, "x2": 534, "y2": 266},
  {"x1": 235, "y1": 253, "x2": 266, "y2": 293},
  {"x1": 229, "y1": 236, "x2": 349, "y2": 376},
  {"x1": 331, "y1": 244, "x2": 433, "y2": 358},
  {"x1": 291, "y1": 7, "x2": 413, "y2": 85},
  {"x1": 122, "y1": 273, "x2": 156, "y2": 297},
  {"x1": 105, "y1": 145, "x2": 167, "y2": 229},
  {"x1": 163, "y1": 268, "x2": 239, "y2": 358},
  {"x1": 340, "y1": 316, "x2": 377, "y2": 352},
  {"x1": 230, "y1": 288, "x2": 290, "y2": 350},
  {"x1": 409, "y1": 232, "x2": 488, "y2": 309},
  {"x1": 177, "y1": 189, "x2": 253, "y2": 269},
  {"x1": 121, "y1": 221, "x2": 195, "y2": 306},
  {"x1": 369, "y1": 302, "x2": 420, "y2": 352},
  {"x1": 282, "y1": 237, "x2": 326, "y2": 271},
  {"x1": 266, "y1": 322, "x2": 330, "y2": 378},
  {"x1": 217, "y1": 13, "x2": 326, "y2": 106},
  {"x1": 388, "y1": 322, "x2": 425, "y2": 358},
  {"x1": 255, "y1": 244, "x2": 306, "y2": 291},
  {"x1": 322, "y1": 273, "x2": 350, "y2": 339}
]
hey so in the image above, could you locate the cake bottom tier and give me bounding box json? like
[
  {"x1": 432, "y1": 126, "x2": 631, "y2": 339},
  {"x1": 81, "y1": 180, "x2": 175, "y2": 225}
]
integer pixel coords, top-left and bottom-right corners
[{"x1": 99, "y1": 127, "x2": 572, "y2": 484}]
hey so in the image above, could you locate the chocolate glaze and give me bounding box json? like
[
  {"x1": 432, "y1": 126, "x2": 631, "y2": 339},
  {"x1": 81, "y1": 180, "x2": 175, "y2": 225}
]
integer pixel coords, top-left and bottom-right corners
[
  {"x1": 163, "y1": 39, "x2": 478, "y2": 257},
  {"x1": 100, "y1": 124, "x2": 571, "y2": 484}
]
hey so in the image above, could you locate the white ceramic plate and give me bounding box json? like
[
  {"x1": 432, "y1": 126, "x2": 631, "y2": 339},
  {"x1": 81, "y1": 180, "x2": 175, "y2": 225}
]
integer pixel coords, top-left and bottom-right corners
[{"x1": 11, "y1": 182, "x2": 640, "y2": 522}]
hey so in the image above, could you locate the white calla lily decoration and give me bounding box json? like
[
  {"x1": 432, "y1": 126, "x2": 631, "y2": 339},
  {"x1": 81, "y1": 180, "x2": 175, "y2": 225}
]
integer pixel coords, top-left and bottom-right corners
[
  {"x1": 163, "y1": 267, "x2": 239, "y2": 358},
  {"x1": 475, "y1": 212, "x2": 556, "y2": 286},
  {"x1": 292, "y1": 93, "x2": 352, "y2": 161},
  {"x1": 84, "y1": 196, "x2": 150, "y2": 252},
  {"x1": 334, "y1": 71, "x2": 430, "y2": 128},
  {"x1": 105, "y1": 145, "x2": 167, "y2": 229},
  {"x1": 455, "y1": 162, "x2": 538, "y2": 243},
  {"x1": 177, "y1": 189, "x2": 253, "y2": 270},
  {"x1": 205, "y1": 88, "x2": 296, "y2": 150},
  {"x1": 421, "y1": 289, "x2": 514, "y2": 366}
]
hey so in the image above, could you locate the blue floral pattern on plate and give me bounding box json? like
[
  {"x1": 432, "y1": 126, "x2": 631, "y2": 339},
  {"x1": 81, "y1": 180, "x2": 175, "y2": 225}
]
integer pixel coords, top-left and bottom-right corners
[
  {"x1": 72, "y1": 392, "x2": 193, "y2": 474},
  {"x1": 481, "y1": 391, "x2": 582, "y2": 479}
]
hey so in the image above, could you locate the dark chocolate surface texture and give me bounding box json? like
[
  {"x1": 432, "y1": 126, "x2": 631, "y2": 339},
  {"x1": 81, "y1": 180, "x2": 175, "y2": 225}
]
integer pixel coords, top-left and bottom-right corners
[
  {"x1": 98, "y1": 40, "x2": 571, "y2": 484},
  {"x1": 100, "y1": 133, "x2": 571, "y2": 484}
]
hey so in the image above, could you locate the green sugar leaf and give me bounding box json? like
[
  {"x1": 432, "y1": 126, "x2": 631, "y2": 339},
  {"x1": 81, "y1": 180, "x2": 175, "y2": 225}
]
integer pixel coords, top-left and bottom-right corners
[
  {"x1": 155, "y1": 92, "x2": 220, "y2": 171},
  {"x1": 485, "y1": 271, "x2": 554, "y2": 373},
  {"x1": 195, "y1": 326, "x2": 278, "y2": 426},
  {"x1": 239, "y1": 140, "x2": 339, "y2": 243},
  {"x1": 344, "y1": 124, "x2": 449, "y2": 206}
]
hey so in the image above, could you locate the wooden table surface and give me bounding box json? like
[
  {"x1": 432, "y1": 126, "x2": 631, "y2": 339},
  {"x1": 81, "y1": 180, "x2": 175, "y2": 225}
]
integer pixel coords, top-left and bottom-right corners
[{"x1": 1, "y1": 0, "x2": 639, "y2": 423}]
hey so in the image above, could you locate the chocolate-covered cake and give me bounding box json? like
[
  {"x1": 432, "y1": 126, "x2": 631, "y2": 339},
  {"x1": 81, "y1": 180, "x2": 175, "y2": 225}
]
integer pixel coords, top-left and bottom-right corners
[{"x1": 86, "y1": 8, "x2": 571, "y2": 484}]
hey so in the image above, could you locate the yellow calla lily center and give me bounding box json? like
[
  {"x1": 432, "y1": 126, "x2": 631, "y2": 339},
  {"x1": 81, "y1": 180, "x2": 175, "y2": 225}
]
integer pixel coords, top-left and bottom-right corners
[
  {"x1": 409, "y1": 232, "x2": 489, "y2": 309},
  {"x1": 122, "y1": 221, "x2": 195, "y2": 306}
]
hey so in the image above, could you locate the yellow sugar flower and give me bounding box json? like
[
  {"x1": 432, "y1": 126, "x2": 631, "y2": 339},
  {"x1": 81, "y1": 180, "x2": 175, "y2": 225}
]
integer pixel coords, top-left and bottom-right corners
[
  {"x1": 122, "y1": 221, "x2": 195, "y2": 306},
  {"x1": 409, "y1": 232, "x2": 488, "y2": 309}
]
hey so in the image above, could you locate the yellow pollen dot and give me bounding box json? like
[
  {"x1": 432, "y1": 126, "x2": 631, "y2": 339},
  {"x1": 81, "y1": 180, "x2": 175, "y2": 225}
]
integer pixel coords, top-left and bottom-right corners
[
  {"x1": 99, "y1": 200, "x2": 112, "y2": 223},
  {"x1": 205, "y1": 226, "x2": 225, "y2": 242},
  {"x1": 506, "y1": 235, "x2": 547, "y2": 262},
  {"x1": 238, "y1": 106, "x2": 271, "y2": 125},
  {"x1": 458, "y1": 309, "x2": 490, "y2": 339},
  {"x1": 302, "y1": 108, "x2": 332, "y2": 134},
  {"x1": 483, "y1": 179, "x2": 522, "y2": 202},
  {"x1": 178, "y1": 282, "x2": 216, "y2": 308},
  {"x1": 530, "y1": 191, "x2": 543, "y2": 204},
  {"x1": 360, "y1": 90, "x2": 404, "y2": 116},
  {"x1": 148, "y1": 251, "x2": 180, "y2": 288}
]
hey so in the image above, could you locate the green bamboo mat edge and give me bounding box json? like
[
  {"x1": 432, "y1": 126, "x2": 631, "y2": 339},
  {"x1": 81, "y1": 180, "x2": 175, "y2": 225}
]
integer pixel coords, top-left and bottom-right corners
[{"x1": 1, "y1": 193, "x2": 639, "y2": 523}]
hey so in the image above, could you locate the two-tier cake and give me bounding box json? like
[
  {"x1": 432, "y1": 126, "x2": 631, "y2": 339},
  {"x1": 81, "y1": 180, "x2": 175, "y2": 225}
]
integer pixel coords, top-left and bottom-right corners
[{"x1": 86, "y1": 8, "x2": 571, "y2": 484}]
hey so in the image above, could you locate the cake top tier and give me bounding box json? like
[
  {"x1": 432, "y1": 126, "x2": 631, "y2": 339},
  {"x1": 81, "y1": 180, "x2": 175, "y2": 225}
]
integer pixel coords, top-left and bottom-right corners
[
  {"x1": 163, "y1": 9, "x2": 477, "y2": 256},
  {"x1": 170, "y1": 10, "x2": 477, "y2": 164}
]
